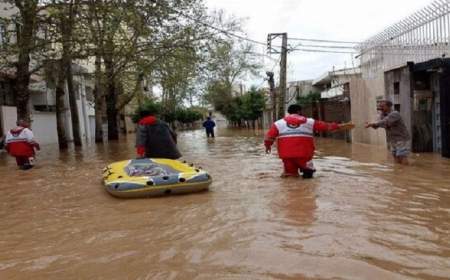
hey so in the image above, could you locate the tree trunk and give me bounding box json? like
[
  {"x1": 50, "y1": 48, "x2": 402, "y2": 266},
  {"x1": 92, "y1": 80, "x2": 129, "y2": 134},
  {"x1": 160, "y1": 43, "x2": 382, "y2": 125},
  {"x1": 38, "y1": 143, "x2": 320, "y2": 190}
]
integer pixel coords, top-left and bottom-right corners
[
  {"x1": 15, "y1": 70, "x2": 31, "y2": 121},
  {"x1": 66, "y1": 62, "x2": 82, "y2": 146},
  {"x1": 15, "y1": 2, "x2": 38, "y2": 121},
  {"x1": 105, "y1": 57, "x2": 119, "y2": 140},
  {"x1": 60, "y1": 1, "x2": 82, "y2": 146},
  {"x1": 55, "y1": 61, "x2": 68, "y2": 150},
  {"x1": 94, "y1": 53, "x2": 105, "y2": 143}
]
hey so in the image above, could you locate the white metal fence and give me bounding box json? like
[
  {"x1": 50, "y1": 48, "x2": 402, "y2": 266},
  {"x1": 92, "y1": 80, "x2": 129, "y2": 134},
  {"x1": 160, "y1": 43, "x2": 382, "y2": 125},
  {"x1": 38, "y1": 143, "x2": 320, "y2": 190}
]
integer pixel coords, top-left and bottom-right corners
[{"x1": 359, "y1": 0, "x2": 450, "y2": 78}]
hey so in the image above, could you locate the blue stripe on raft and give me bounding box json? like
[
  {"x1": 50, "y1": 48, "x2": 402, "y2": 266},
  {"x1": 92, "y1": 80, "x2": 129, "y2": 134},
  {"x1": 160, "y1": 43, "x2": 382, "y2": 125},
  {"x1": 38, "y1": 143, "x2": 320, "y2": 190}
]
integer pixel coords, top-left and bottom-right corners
[
  {"x1": 108, "y1": 182, "x2": 143, "y2": 191},
  {"x1": 187, "y1": 173, "x2": 210, "y2": 183},
  {"x1": 151, "y1": 174, "x2": 179, "y2": 185},
  {"x1": 129, "y1": 158, "x2": 154, "y2": 164}
]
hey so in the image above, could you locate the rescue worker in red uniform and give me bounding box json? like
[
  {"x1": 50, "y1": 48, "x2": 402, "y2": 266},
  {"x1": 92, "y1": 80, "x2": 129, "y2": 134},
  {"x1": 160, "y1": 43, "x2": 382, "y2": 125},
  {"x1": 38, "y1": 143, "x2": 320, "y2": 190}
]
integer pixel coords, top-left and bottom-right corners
[
  {"x1": 265, "y1": 104, "x2": 341, "y2": 178},
  {"x1": 5, "y1": 119, "x2": 40, "y2": 170}
]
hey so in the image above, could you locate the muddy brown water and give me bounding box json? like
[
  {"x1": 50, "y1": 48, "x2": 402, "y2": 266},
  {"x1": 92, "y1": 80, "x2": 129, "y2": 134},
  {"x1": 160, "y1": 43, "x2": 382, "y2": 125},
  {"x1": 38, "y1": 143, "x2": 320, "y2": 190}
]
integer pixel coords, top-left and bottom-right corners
[{"x1": 0, "y1": 128, "x2": 449, "y2": 280}]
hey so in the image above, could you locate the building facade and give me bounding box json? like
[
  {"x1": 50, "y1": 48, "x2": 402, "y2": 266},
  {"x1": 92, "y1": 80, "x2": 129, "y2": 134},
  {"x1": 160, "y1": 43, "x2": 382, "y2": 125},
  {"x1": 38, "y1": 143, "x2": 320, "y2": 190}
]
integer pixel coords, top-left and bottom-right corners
[
  {"x1": 0, "y1": 3, "x2": 96, "y2": 145},
  {"x1": 356, "y1": 0, "x2": 450, "y2": 157}
]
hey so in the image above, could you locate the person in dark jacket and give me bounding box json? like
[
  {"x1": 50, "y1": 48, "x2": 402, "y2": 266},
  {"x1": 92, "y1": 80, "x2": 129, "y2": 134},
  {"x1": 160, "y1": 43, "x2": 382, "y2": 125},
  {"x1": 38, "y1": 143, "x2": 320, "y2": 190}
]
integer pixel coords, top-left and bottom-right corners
[
  {"x1": 202, "y1": 117, "x2": 216, "y2": 138},
  {"x1": 136, "y1": 109, "x2": 181, "y2": 159}
]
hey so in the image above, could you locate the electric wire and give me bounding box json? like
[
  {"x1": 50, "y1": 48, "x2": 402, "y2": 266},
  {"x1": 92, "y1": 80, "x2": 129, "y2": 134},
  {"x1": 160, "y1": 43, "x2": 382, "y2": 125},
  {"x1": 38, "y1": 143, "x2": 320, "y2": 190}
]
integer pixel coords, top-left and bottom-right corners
[
  {"x1": 164, "y1": 5, "x2": 269, "y2": 47},
  {"x1": 289, "y1": 48, "x2": 355, "y2": 54},
  {"x1": 290, "y1": 43, "x2": 357, "y2": 49},
  {"x1": 288, "y1": 37, "x2": 361, "y2": 44},
  {"x1": 164, "y1": 4, "x2": 359, "y2": 55}
]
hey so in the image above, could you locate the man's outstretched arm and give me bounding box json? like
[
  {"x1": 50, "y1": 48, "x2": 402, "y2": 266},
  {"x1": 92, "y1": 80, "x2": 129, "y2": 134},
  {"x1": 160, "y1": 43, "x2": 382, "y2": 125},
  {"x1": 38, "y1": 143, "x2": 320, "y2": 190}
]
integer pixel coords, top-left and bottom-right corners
[{"x1": 264, "y1": 124, "x2": 279, "y2": 153}]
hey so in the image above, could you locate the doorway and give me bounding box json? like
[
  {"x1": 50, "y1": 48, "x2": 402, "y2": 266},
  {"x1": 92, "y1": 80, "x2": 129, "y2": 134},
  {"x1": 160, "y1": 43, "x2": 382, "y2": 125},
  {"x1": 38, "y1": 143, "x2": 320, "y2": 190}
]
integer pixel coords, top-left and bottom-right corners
[
  {"x1": 440, "y1": 69, "x2": 450, "y2": 157},
  {"x1": 412, "y1": 58, "x2": 450, "y2": 158},
  {"x1": 411, "y1": 72, "x2": 433, "y2": 152}
]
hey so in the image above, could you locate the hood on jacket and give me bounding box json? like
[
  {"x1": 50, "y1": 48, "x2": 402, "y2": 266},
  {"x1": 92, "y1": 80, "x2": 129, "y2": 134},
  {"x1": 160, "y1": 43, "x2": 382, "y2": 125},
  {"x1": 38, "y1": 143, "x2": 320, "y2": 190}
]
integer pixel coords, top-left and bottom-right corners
[
  {"x1": 284, "y1": 114, "x2": 307, "y2": 128},
  {"x1": 10, "y1": 126, "x2": 25, "y2": 136},
  {"x1": 138, "y1": 116, "x2": 157, "y2": 126}
]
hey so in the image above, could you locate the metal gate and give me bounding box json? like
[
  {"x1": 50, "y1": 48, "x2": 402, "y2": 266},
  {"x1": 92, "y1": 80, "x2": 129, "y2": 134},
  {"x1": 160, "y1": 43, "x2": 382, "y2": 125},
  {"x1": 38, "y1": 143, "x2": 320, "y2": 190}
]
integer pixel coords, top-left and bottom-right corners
[
  {"x1": 432, "y1": 74, "x2": 442, "y2": 153},
  {"x1": 440, "y1": 70, "x2": 450, "y2": 158}
]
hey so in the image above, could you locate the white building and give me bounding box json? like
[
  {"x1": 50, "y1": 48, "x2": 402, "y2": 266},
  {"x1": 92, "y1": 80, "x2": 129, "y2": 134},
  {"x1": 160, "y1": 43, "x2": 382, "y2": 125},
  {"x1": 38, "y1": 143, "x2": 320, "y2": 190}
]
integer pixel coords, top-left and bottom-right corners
[
  {"x1": 0, "y1": 64, "x2": 95, "y2": 144},
  {"x1": 285, "y1": 80, "x2": 318, "y2": 107},
  {"x1": 0, "y1": 2, "x2": 95, "y2": 144},
  {"x1": 313, "y1": 67, "x2": 361, "y2": 99}
]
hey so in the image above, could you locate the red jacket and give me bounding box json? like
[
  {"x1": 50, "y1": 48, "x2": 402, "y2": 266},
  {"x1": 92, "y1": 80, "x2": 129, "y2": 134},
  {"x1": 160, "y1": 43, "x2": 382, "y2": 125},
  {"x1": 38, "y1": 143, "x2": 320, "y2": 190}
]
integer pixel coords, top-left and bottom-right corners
[
  {"x1": 5, "y1": 127, "x2": 40, "y2": 157},
  {"x1": 264, "y1": 114, "x2": 338, "y2": 159}
]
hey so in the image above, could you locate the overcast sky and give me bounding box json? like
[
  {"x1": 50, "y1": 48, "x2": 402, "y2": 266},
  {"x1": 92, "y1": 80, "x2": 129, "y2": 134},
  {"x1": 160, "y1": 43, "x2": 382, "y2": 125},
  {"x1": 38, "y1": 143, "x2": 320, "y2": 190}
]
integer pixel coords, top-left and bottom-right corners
[{"x1": 204, "y1": 0, "x2": 434, "y2": 87}]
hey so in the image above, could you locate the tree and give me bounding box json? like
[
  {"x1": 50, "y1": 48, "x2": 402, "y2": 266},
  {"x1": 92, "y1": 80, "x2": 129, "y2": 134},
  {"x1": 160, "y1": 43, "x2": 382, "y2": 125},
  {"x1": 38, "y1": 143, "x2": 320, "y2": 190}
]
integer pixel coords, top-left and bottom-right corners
[
  {"x1": 241, "y1": 86, "x2": 265, "y2": 126},
  {"x1": 83, "y1": 0, "x2": 208, "y2": 141},
  {"x1": 1, "y1": 1, "x2": 83, "y2": 148},
  {"x1": 51, "y1": 0, "x2": 83, "y2": 148},
  {"x1": 212, "y1": 86, "x2": 265, "y2": 128},
  {"x1": 202, "y1": 32, "x2": 262, "y2": 115},
  {"x1": 0, "y1": 1, "x2": 53, "y2": 121}
]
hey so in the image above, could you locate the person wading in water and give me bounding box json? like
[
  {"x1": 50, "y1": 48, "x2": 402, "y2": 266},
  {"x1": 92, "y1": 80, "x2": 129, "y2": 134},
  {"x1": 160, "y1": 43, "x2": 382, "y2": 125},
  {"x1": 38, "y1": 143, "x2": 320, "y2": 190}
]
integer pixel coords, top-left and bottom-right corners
[
  {"x1": 265, "y1": 104, "x2": 350, "y2": 178},
  {"x1": 4, "y1": 119, "x2": 40, "y2": 170},
  {"x1": 366, "y1": 99, "x2": 410, "y2": 165}
]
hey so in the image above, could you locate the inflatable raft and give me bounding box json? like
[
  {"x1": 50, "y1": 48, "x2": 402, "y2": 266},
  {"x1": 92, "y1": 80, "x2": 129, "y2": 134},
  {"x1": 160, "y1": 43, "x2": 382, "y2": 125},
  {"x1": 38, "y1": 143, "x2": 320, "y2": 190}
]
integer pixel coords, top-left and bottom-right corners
[{"x1": 103, "y1": 158, "x2": 212, "y2": 198}]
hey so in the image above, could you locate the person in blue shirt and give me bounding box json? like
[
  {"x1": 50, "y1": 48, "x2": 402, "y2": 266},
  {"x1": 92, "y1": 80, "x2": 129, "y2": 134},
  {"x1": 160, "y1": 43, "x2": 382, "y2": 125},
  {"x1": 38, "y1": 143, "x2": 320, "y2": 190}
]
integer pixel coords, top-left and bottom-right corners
[{"x1": 203, "y1": 117, "x2": 216, "y2": 138}]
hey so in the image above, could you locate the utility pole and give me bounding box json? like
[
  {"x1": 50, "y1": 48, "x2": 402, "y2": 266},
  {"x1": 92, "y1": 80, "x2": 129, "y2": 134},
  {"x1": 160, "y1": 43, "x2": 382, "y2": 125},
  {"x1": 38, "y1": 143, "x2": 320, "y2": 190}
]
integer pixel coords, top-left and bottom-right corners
[
  {"x1": 267, "y1": 32, "x2": 288, "y2": 120},
  {"x1": 278, "y1": 33, "x2": 287, "y2": 119},
  {"x1": 266, "y1": 71, "x2": 276, "y2": 123}
]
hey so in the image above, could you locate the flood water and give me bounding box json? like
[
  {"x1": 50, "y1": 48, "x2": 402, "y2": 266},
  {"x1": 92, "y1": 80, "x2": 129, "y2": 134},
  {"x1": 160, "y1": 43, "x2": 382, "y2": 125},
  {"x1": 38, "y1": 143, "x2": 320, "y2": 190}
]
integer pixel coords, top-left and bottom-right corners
[{"x1": 1, "y1": 128, "x2": 450, "y2": 280}]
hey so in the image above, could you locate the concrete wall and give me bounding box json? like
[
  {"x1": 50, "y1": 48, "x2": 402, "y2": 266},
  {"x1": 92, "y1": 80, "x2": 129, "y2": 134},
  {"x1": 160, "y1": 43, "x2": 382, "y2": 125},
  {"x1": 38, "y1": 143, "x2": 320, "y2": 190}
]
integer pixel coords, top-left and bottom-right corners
[
  {"x1": 32, "y1": 111, "x2": 58, "y2": 144},
  {"x1": 350, "y1": 77, "x2": 387, "y2": 146},
  {"x1": 321, "y1": 100, "x2": 351, "y2": 141},
  {"x1": 262, "y1": 110, "x2": 273, "y2": 129},
  {"x1": 0, "y1": 106, "x2": 58, "y2": 144},
  {"x1": 0, "y1": 106, "x2": 17, "y2": 136}
]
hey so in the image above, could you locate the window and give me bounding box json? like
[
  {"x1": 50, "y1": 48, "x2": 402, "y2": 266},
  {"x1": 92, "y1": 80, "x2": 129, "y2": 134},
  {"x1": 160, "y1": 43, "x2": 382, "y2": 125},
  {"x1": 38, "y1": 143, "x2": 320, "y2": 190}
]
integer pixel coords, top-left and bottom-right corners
[
  {"x1": 394, "y1": 82, "x2": 400, "y2": 95},
  {"x1": 393, "y1": 82, "x2": 400, "y2": 104},
  {"x1": 0, "y1": 24, "x2": 6, "y2": 46},
  {"x1": 394, "y1": 104, "x2": 401, "y2": 112}
]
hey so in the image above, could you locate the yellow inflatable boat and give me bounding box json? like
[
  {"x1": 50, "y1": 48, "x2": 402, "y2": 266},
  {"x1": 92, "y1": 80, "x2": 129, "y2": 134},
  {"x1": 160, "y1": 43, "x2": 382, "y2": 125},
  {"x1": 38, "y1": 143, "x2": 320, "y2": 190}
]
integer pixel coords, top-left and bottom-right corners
[{"x1": 103, "y1": 158, "x2": 212, "y2": 198}]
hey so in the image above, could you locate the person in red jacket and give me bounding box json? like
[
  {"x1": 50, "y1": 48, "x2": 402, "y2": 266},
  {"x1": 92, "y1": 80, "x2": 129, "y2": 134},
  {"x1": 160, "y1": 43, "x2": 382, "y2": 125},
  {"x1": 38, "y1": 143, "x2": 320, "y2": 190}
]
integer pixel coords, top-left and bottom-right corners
[
  {"x1": 5, "y1": 119, "x2": 40, "y2": 170},
  {"x1": 265, "y1": 104, "x2": 342, "y2": 178}
]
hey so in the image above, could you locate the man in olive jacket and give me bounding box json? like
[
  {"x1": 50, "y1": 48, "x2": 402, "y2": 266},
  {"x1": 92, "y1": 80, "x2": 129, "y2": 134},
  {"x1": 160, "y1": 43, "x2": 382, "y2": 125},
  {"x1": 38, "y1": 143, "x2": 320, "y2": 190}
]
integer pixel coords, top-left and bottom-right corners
[
  {"x1": 366, "y1": 100, "x2": 410, "y2": 164},
  {"x1": 136, "y1": 110, "x2": 181, "y2": 159}
]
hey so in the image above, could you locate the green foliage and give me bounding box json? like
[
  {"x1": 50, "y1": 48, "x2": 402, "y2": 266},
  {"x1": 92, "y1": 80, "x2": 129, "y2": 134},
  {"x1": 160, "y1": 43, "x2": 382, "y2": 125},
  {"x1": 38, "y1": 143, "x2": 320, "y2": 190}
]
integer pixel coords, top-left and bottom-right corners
[
  {"x1": 241, "y1": 86, "x2": 266, "y2": 121},
  {"x1": 204, "y1": 81, "x2": 233, "y2": 112},
  {"x1": 132, "y1": 100, "x2": 203, "y2": 124},
  {"x1": 2, "y1": 0, "x2": 261, "y2": 132},
  {"x1": 296, "y1": 91, "x2": 321, "y2": 106},
  {"x1": 175, "y1": 108, "x2": 203, "y2": 124},
  {"x1": 211, "y1": 86, "x2": 265, "y2": 124},
  {"x1": 132, "y1": 100, "x2": 162, "y2": 123}
]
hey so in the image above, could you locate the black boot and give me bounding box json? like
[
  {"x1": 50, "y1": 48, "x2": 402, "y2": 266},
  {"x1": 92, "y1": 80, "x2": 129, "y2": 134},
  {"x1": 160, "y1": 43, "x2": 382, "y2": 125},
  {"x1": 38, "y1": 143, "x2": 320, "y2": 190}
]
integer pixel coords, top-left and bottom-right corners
[
  {"x1": 301, "y1": 168, "x2": 315, "y2": 179},
  {"x1": 21, "y1": 164, "x2": 33, "y2": 170}
]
